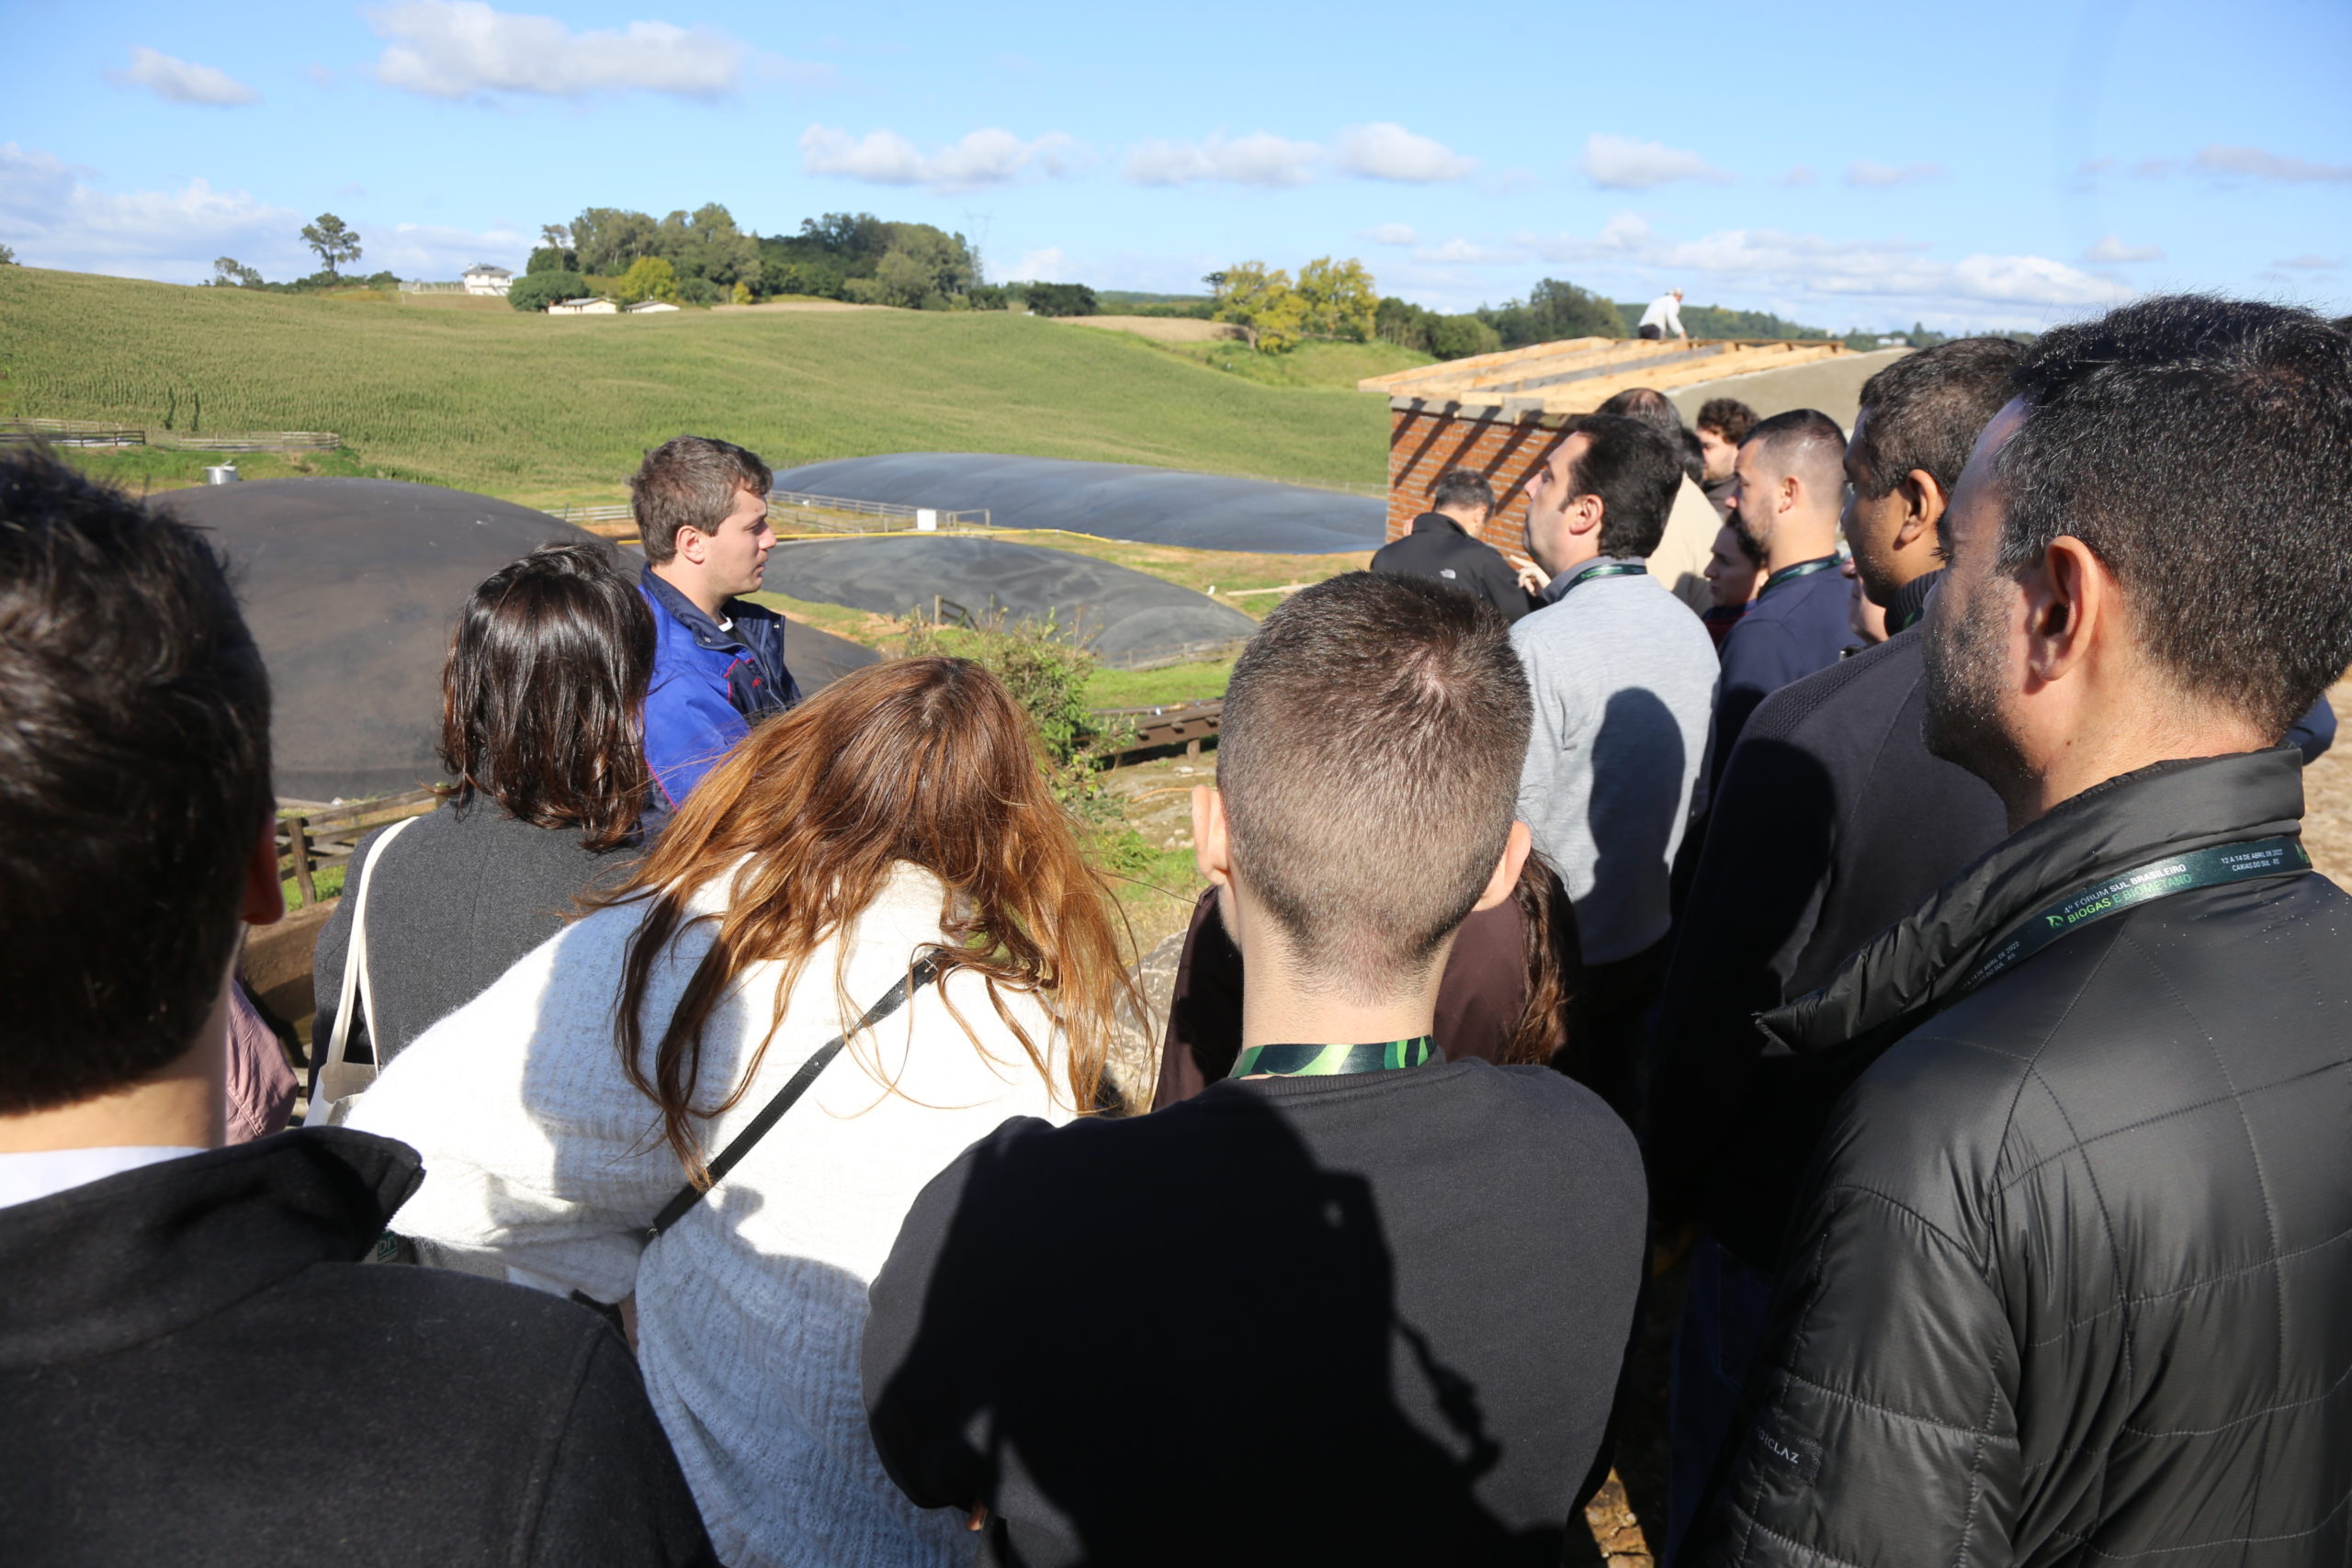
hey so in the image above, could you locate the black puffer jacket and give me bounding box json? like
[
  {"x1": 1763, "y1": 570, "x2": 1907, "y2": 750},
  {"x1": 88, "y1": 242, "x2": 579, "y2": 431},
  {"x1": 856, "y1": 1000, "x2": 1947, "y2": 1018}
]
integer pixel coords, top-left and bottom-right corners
[{"x1": 1689, "y1": 748, "x2": 2352, "y2": 1568}]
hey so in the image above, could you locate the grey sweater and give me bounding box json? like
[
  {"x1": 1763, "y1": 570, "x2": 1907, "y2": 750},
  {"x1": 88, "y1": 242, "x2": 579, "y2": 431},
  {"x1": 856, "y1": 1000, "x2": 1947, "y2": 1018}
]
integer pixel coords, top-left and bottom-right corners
[
  {"x1": 1511, "y1": 560, "x2": 1719, "y2": 964},
  {"x1": 311, "y1": 802, "x2": 639, "y2": 1085}
]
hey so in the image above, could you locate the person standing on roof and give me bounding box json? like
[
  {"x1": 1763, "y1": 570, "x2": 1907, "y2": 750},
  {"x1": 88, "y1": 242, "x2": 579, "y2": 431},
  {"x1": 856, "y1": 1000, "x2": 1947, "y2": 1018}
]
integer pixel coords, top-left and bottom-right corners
[
  {"x1": 1370, "y1": 468, "x2": 1536, "y2": 623},
  {"x1": 632, "y1": 435, "x2": 797, "y2": 826},
  {"x1": 1636, "y1": 288, "x2": 1687, "y2": 341}
]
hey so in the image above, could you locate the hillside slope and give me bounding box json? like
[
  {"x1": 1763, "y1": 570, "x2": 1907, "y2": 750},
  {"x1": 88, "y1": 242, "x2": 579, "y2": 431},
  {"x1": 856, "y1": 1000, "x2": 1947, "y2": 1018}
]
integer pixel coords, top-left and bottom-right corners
[{"x1": 0, "y1": 268, "x2": 1387, "y2": 505}]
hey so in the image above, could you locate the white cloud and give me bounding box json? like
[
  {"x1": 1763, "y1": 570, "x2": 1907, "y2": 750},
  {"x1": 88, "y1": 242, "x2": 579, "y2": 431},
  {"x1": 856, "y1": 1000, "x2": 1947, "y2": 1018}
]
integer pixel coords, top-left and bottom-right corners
[
  {"x1": 1012, "y1": 246, "x2": 1066, "y2": 282},
  {"x1": 1599, "y1": 212, "x2": 1654, "y2": 251},
  {"x1": 369, "y1": 220, "x2": 530, "y2": 277},
  {"x1": 0, "y1": 142, "x2": 300, "y2": 282},
  {"x1": 1578, "y1": 134, "x2": 1731, "y2": 190},
  {"x1": 798, "y1": 126, "x2": 1080, "y2": 193},
  {"x1": 2083, "y1": 235, "x2": 2164, "y2": 264},
  {"x1": 1412, "y1": 237, "x2": 1521, "y2": 265},
  {"x1": 1125, "y1": 131, "x2": 1320, "y2": 187},
  {"x1": 2275, "y1": 254, "x2": 2339, "y2": 271},
  {"x1": 1332, "y1": 123, "x2": 1474, "y2": 183},
  {"x1": 1657, "y1": 227, "x2": 2130, "y2": 310},
  {"x1": 1845, "y1": 160, "x2": 1947, "y2": 188},
  {"x1": 107, "y1": 46, "x2": 260, "y2": 106},
  {"x1": 1364, "y1": 222, "x2": 1419, "y2": 246},
  {"x1": 1783, "y1": 165, "x2": 1817, "y2": 186},
  {"x1": 2192, "y1": 144, "x2": 2352, "y2": 183},
  {"x1": 368, "y1": 0, "x2": 752, "y2": 101}
]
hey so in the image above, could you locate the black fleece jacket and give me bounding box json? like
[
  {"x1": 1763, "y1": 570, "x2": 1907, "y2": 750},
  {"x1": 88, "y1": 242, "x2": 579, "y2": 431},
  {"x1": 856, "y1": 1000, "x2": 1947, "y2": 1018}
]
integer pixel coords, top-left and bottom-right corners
[
  {"x1": 1689, "y1": 749, "x2": 2352, "y2": 1568},
  {"x1": 0, "y1": 1130, "x2": 716, "y2": 1568}
]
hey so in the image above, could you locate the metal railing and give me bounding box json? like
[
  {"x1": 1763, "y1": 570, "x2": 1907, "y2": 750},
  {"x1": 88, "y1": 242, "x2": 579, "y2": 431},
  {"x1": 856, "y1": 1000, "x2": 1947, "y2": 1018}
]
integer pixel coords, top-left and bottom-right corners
[
  {"x1": 548, "y1": 491, "x2": 994, "y2": 537},
  {"x1": 0, "y1": 418, "x2": 341, "y2": 453}
]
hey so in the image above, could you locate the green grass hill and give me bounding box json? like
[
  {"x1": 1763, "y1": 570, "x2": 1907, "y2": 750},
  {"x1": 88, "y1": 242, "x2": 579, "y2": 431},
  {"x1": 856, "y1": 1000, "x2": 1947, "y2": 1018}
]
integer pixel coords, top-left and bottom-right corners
[{"x1": 0, "y1": 267, "x2": 1388, "y2": 508}]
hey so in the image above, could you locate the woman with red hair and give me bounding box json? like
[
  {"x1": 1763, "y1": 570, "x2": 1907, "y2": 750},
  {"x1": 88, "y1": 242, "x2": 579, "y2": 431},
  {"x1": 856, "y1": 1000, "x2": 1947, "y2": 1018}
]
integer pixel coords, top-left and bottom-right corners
[{"x1": 350, "y1": 657, "x2": 1136, "y2": 1568}]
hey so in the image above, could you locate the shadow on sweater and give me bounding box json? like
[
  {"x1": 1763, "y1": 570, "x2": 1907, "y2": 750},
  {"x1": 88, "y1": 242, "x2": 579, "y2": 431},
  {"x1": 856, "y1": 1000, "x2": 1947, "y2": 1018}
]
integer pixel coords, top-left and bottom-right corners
[{"x1": 865, "y1": 1090, "x2": 1576, "y2": 1567}]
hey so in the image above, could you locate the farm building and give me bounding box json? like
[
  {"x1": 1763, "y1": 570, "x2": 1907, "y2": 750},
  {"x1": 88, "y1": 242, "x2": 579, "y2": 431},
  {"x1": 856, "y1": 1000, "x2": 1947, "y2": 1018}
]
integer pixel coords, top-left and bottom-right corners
[
  {"x1": 625, "y1": 300, "x2": 681, "y2": 313},
  {"x1": 462, "y1": 265, "x2": 513, "y2": 297},
  {"x1": 1362, "y1": 337, "x2": 1853, "y2": 548},
  {"x1": 548, "y1": 297, "x2": 618, "y2": 315}
]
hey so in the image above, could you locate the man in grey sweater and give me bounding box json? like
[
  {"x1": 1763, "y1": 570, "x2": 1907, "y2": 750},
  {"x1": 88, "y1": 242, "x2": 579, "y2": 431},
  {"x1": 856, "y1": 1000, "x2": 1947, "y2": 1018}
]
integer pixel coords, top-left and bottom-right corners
[{"x1": 1513, "y1": 412, "x2": 1719, "y2": 1109}]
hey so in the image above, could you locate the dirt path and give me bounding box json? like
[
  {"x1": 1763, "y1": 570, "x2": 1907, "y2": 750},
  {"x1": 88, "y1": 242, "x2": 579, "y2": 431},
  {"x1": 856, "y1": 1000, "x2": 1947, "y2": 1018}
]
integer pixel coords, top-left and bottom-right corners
[{"x1": 1060, "y1": 314, "x2": 1243, "y2": 344}]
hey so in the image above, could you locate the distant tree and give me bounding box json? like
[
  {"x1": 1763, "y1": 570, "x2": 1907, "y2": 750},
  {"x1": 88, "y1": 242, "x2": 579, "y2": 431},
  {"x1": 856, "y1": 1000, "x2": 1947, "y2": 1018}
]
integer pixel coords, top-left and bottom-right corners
[
  {"x1": 526, "y1": 244, "x2": 577, "y2": 274},
  {"x1": 0, "y1": 243, "x2": 17, "y2": 266},
  {"x1": 1374, "y1": 295, "x2": 1439, "y2": 352},
  {"x1": 300, "y1": 214, "x2": 362, "y2": 277},
  {"x1": 508, "y1": 271, "x2": 586, "y2": 311},
  {"x1": 845, "y1": 225, "x2": 976, "y2": 309},
  {"x1": 211, "y1": 256, "x2": 263, "y2": 288},
  {"x1": 1213, "y1": 262, "x2": 1308, "y2": 353},
  {"x1": 1429, "y1": 313, "x2": 1502, "y2": 359},
  {"x1": 1295, "y1": 256, "x2": 1378, "y2": 342},
  {"x1": 731, "y1": 280, "x2": 754, "y2": 305},
  {"x1": 540, "y1": 222, "x2": 573, "y2": 251},
  {"x1": 1022, "y1": 282, "x2": 1099, "y2": 317},
  {"x1": 571, "y1": 208, "x2": 660, "y2": 276},
  {"x1": 616, "y1": 255, "x2": 681, "y2": 305},
  {"x1": 967, "y1": 283, "x2": 1012, "y2": 310},
  {"x1": 657, "y1": 203, "x2": 760, "y2": 289},
  {"x1": 1479, "y1": 277, "x2": 1622, "y2": 348}
]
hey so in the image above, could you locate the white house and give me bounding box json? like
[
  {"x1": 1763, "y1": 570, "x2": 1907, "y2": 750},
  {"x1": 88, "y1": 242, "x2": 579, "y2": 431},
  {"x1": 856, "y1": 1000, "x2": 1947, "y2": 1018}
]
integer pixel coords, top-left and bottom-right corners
[
  {"x1": 548, "y1": 297, "x2": 619, "y2": 315},
  {"x1": 625, "y1": 300, "x2": 681, "y2": 313},
  {"x1": 463, "y1": 264, "x2": 514, "y2": 297}
]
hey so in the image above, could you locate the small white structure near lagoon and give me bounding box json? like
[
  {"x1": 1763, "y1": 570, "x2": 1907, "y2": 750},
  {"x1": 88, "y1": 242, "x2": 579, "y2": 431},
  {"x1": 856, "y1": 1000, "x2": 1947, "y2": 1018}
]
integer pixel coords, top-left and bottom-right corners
[
  {"x1": 463, "y1": 265, "x2": 514, "y2": 297},
  {"x1": 548, "y1": 297, "x2": 619, "y2": 315},
  {"x1": 626, "y1": 299, "x2": 682, "y2": 313}
]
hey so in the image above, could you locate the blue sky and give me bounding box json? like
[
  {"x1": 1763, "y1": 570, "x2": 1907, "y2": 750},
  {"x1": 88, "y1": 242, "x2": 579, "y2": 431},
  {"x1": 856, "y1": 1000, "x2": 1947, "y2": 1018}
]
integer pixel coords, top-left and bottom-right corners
[{"x1": 4, "y1": 0, "x2": 2346, "y2": 330}]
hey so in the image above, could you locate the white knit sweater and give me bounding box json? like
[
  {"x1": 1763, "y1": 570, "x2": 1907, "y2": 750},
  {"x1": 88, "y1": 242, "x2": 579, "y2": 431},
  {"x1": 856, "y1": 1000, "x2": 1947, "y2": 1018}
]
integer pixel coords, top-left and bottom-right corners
[{"x1": 347, "y1": 863, "x2": 1077, "y2": 1568}]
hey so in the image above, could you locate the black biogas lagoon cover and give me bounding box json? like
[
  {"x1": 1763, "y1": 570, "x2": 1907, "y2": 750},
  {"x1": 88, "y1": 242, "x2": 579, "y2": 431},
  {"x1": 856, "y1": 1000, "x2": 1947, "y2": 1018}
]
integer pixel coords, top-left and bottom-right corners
[
  {"x1": 768, "y1": 535, "x2": 1261, "y2": 667},
  {"x1": 158, "y1": 478, "x2": 877, "y2": 801},
  {"x1": 770, "y1": 453, "x2": 1384, "y2": 555}
]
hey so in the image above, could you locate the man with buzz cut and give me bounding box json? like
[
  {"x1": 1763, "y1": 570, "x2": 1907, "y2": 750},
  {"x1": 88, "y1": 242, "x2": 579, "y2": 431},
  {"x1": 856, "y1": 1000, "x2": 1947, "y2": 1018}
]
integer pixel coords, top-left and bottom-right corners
[
  {"x1": 1688, "y1": 297, "x2": 2352, "y2": 1568},
  {"x1": 632, "y1": 434, "x2": 797, "y2": 822},
  {"x1": 0, "y1": 454, "x2": 715, "y2": 1567},
  {"x1": 1513, "y1": 412, "x2": 1718, "y2": 1110},
  {"x1": 862, "y1": 572, "x2": 1647, "y2": 1568}
]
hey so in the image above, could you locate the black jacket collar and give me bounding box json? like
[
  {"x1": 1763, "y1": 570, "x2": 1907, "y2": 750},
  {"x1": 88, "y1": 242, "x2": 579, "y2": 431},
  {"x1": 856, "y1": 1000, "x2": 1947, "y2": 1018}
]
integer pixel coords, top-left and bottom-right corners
[
  {"x1": 1408, "y1": 511, "x2": 1472, "y2": 538},
  {"x1": 1759, "y1": 748, "x2": 2308, "y2": 1057},
  {"x1": 0, "y1": 1129, "x2": 420, "y2": 1368}
]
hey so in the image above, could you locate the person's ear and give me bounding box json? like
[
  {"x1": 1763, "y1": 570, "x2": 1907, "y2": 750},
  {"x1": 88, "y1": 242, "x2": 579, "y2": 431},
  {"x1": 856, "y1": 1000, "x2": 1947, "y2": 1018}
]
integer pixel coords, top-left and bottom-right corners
[
  {"x1": 1568, "y1": 492, "x2": 1603, "y2": 539},
  {"x1": 2021, "y1": 535, "x2": 2107, "y2": 686},
  {"x1": 1896, "y1": 468, "x2": 1946, "y2": 551},
  {"x1": 243, "y1": 814, "x2": 285, "y2": 928},
  {"x1": 673, "y1": 525, "x2": 708, "y2": 566},
  {"x1": 1469, "y1": 819, "x2": 1533, "y2": 915},
  {"x1": 1191, "y1": 786, "x2": 1232, "y2": 890}
]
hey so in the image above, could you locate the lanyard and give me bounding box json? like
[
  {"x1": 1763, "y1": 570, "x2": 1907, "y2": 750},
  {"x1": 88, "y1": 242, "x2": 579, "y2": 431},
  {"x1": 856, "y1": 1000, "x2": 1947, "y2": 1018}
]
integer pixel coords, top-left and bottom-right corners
[
  {"x1": 1762, "y1": 557, "x2": 1839, "y2": 593},
  {"x1": 1557, "y1": 560, "x2": 1648, "y2": 598},
  {"x1": 1957, "y1": 835, "x2": 2309, "y2": 996},
  {"x1": 1233, "y1": 1036, "x2": 1442, "y2": 1078}
]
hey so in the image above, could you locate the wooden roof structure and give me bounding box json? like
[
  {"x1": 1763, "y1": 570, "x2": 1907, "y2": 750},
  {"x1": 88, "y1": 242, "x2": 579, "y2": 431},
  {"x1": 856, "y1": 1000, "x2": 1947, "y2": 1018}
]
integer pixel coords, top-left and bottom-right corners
[{"x1": 1360, "y1": 336, "x2": 1850, "y2": 423}]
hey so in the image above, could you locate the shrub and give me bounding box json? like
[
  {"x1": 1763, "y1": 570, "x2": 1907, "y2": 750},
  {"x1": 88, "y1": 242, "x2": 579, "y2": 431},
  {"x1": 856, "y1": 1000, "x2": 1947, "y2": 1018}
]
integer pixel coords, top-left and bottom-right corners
[
  {"x1": 1429, "y1": 313, "x2": 1502, "y2": 360},
  {"x1": 526, "y1": 245, "x2": 578, "y2": 274},
  {"x1": 508, "y1": 271, "x2": 586, "y2": 311},
  {"x1": 1023, "y1": 283, "x2": 1100, "y2": 318},
  {"x1": 616, "y1": 255, "x2": 680, "y2": 306},
  {"x1": 678, "y1": 276, "x2": 721, "y2": 306},
  {"x1": 899, "y1": 612, "x2": 1129, "y2": 811}
]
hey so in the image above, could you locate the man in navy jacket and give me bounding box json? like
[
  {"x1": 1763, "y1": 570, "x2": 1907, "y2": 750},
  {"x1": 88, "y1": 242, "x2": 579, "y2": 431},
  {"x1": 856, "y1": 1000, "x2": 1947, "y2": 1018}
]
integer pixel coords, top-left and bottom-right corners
[
  {"x1": 1710, "y1": 409, "x2": 1854, "y2": 790},
  {"x1": 631, "y1": 435, "x2": 797, "y2": 825}
]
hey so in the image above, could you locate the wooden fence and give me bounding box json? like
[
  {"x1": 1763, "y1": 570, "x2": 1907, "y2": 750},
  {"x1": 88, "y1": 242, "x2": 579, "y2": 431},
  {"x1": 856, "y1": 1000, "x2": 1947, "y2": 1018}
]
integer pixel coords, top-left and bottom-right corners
[
  {"x1": 275, "y1": 788, "x2": 440, "y2": 904},
  {"x1": 0, "y1": 417, "x2": 342, "y2": 453}
]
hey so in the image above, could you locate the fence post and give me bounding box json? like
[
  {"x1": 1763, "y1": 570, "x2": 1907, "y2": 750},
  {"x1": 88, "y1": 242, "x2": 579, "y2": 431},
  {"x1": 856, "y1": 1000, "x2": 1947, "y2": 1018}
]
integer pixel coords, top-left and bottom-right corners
[{"x1": 289, "y1": 816, "x2": 317, "y2": 906}]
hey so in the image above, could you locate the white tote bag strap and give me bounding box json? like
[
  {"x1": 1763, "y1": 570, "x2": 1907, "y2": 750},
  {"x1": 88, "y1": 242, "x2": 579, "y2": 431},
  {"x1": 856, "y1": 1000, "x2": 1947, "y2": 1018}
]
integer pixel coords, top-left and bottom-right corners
[{"x1": 307, "y1": 813, "x2": 423, "y2": 1126}]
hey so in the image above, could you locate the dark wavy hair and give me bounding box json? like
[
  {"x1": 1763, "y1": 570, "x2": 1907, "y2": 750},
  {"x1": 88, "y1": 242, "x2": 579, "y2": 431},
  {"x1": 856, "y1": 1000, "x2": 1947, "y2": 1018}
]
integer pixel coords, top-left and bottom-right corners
[{"x1": 438, "y1": 542, "x2": 654, "y2": 850}]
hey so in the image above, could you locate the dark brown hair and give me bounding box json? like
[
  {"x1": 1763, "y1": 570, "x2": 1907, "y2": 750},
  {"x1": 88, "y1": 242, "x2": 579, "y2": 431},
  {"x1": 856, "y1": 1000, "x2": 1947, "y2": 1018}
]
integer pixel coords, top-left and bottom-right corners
[
  {"x1": 1563, "y1": 412, "x2": 1686, "y2": 558},
  {"x1": 0, "y1": 453, "x2": 272, "y2": 1111},
  {"x1": 1851, "y1": 337, "x2": 2027, "y2": 500},
  {"x1": 598, "y1": 657, "x2": 1136, "y2": 1178},
  {"x1": 630, "y1": 434, "x2": 773, "y2": 564},
  {"x1": 1218, "y1": 571, "x2": 1531, "y2": 996},
  {"x1": 1695, "y1": 396, "x2": 1758, "y2": 446},
  {"x1": 1429, "y1": 468, "x2": 1496, "y2": 515},
  {"x1": 439, "y1": 542, "x2": 653, "y2": 850}
]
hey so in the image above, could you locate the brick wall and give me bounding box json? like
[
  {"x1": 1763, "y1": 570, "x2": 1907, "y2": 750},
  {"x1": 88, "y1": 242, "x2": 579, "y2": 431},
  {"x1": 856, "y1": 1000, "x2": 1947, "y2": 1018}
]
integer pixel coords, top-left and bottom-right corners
[{"x1": 1385, "y1": 399, "x2": 1573, "y2": 554}]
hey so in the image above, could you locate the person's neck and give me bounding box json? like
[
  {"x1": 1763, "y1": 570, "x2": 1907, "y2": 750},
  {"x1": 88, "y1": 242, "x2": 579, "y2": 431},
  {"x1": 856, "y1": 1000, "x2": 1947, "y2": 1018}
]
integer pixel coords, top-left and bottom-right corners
[
  {"x1": 0, "y1": 1000, "x2": 226, "y2": 1155},
  {"x1": 1542, "y1": 532, "x2": 1603, "y2": 582},
  {"x1": 1764, "y1": 522, "x2": 1838, "y2": 576},
  {"x1": 651, "y1": 558, "x2": 729, "y2": 623},
  {"x1": 2008, "y1": 704, "x2": 2271, "y2": 832},
  {"x1": 1233, "y1": 923, "x2": 1447, "y2": 1060}
]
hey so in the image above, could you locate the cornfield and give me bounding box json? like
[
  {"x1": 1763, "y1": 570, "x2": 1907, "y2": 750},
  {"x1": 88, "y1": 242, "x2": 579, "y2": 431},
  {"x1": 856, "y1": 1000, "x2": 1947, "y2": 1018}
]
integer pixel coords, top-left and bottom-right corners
[{"x1": 0, "y1": 268, "x2": 1388, "y2": 503}]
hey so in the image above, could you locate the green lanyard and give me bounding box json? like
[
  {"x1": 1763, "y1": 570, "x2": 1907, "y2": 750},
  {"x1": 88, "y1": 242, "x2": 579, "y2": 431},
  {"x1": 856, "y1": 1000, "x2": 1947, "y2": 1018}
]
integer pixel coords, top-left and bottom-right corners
[
  {"x1": 1958, "y1": 835, "x2": 2309, "y2": 996},
  {"x1": 1557, "y1": 560, "x2": 1647, "y2": 598},
  {"x1": 1762, "y1": 557, "x2": 1839, "y2": 593},
  {"x1": 1233, "y1": 1036, "x2": 1442, "y2": 1078}
]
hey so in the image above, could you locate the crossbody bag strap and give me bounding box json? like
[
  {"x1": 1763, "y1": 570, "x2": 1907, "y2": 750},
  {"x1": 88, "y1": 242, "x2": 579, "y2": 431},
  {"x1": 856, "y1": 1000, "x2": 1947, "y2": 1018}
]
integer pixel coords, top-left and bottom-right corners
[
  {"x1": 642, "y1": 952, "x2": 943, "y2": 1244},
  {"x1": 306, "y1": 814, "x2": 424, "y2": 1125}
]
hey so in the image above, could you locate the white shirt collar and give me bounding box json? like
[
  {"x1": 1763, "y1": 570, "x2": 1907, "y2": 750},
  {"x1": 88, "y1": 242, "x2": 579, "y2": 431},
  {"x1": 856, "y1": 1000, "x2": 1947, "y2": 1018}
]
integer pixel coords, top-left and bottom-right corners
[{"x1": 0, "y1": 1145, "x2": 207, "y2": 1211}]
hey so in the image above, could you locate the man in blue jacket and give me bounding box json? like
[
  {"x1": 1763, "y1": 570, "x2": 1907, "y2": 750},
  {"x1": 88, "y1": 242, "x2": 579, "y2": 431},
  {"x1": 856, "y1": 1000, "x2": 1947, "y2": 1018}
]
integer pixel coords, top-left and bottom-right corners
[{"x1": 631, "y1": 435, "x2": 797, "y2": 823}]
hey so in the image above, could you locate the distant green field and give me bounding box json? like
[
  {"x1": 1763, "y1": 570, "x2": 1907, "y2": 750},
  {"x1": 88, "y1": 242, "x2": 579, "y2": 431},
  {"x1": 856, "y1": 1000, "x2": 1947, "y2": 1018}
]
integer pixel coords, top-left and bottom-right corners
[{"x1": 0, "y1": 268, "x2": 1388, "y2": 507}]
